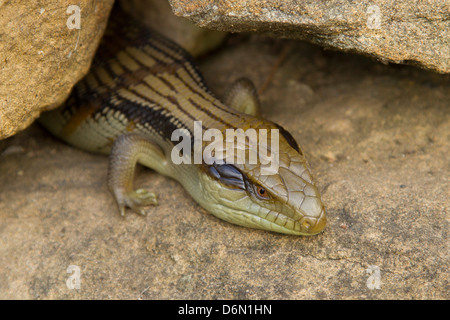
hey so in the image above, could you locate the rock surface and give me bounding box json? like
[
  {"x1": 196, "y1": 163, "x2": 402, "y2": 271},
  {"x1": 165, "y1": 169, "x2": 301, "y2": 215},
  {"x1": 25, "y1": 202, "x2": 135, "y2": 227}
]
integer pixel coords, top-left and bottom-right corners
[
  {"x1": 0, "y1": 0, "x2": 114, "y2": 139},
  {"x1": 169, "y1": 0, "x2": 450, "y2": 74},
  {"x1": 1, "y1": 34, "x2": 448, "y2": 299}
]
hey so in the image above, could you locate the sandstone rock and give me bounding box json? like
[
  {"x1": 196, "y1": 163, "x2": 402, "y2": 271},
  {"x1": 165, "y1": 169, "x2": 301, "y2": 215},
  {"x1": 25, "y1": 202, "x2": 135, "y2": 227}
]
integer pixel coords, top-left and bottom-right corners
[
  {"x1": 169, "y1": 0, "x2": 450, "y2": 73},
  {"x1": 0, "y1": 0, "x2": 114, "y2": 139}
]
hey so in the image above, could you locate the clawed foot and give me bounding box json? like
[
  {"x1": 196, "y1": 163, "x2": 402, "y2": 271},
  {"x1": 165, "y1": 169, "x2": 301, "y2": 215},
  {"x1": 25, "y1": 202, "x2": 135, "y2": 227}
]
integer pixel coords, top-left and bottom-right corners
[{"x1": 114, "y1": 188, "x2": 158, "y2": 216}]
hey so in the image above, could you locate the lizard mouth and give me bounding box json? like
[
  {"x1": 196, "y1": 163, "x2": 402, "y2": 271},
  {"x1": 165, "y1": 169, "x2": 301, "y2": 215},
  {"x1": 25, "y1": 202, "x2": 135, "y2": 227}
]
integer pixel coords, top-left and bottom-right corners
[{"x1": 212, "y1": 202, "x2": 326, "y2": 236}]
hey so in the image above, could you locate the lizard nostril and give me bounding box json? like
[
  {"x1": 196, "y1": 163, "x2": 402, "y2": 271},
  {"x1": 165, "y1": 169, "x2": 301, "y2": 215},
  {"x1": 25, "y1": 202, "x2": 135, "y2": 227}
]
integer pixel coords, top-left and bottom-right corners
[
  {"x1": 302, "y1": 219, "x2": 312, "y2": 231},
  {"x1": 301, "y1": 207, "x2": 326, "y2": 234},
  {"x1": 308, "y1": 207, "x2": 327, "y2": 234}
]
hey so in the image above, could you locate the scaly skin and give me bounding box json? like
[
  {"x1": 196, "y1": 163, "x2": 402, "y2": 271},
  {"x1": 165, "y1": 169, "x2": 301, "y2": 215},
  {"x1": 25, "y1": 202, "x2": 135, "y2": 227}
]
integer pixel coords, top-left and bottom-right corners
[{"x1": 39, "y1": 7, "x2": 326, "y2": 235}]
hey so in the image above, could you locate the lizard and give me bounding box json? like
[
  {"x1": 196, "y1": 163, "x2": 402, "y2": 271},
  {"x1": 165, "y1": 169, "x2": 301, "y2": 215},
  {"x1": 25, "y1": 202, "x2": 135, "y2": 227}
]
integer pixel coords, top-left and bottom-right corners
[{"x1": 39, "y1": 7, "x2": 326, "y2": 236}]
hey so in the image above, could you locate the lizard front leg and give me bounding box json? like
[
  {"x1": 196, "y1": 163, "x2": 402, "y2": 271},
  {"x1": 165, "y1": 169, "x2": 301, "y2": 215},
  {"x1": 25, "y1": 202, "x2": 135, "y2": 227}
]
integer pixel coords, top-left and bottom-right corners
[{"x1": 107, "y1": 133, "x2": 168, "y2": 216}]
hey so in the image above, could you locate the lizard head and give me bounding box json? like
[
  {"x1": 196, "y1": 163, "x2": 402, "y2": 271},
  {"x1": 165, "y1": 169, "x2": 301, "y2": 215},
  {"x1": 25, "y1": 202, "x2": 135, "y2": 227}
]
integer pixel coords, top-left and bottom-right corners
[{"x1": 196, "y1": 121, "x2": 326, "y2": 236}]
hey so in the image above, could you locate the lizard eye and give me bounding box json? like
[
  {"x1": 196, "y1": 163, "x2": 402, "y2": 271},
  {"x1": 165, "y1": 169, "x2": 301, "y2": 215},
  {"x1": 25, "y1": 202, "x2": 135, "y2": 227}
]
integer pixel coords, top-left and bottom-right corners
[{"x1": 254, "y1": 185, "x2": 271, "y2": 200}]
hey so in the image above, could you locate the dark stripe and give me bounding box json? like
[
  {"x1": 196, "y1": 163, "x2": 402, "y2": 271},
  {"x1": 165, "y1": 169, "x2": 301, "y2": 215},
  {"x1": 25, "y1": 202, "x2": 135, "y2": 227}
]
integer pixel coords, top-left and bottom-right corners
[
  {"x1": 148, "y1": 31, "x2": 210, "y2": 92},
  {"x1": 274, "y1": 123, "x2": 301, "y2": 154},
  {"x1": 98, "y1": 95, "x2": 193, "y2": 145},
  {"x1": 188, "y1": 97, "x2": 234, "y2": 129},
  {"x1": 177, "y1": 70, "x2": 245, "y2": 119},
  {"x1": 158, "y1": 76, "x2": 177, "y2": 92},
  {"x1": 126, "y1": 82, "x2": 206, "y2": 133},
  {"x1": 121, "y1": 86, "x2": 159, "y2": 109},
  {"x1": 147, "y1": 37, "x2": 183, "y2": 63},
  {"x1": 173, "y1": 70, "x2": 245, "y2": 120},
  {"x1": 143, "y1": 40, "x2": 178, "y2": 66},
  {"x1": 114, "y1": 50, "x2": 141, "y2": 72}
]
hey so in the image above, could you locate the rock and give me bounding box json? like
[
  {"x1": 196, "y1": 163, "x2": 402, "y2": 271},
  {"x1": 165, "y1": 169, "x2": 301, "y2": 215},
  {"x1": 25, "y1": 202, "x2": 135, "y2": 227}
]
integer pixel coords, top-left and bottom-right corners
[
  {"x1": 0, "y1": 0, "x2": 114, "y2": 139},
  {"x1": 119, "y1": 0, "x2": 226, "y2": 57},
  {"x1": 169, "y1": 0, "x2": 450, "y2": 73}
]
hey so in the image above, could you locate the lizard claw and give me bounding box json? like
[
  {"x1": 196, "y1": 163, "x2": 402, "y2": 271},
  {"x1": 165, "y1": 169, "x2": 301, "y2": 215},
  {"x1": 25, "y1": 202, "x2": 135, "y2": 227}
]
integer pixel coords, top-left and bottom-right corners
[{"x1": 114, "y1": 188, "x2": 158, "y2": 216}]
